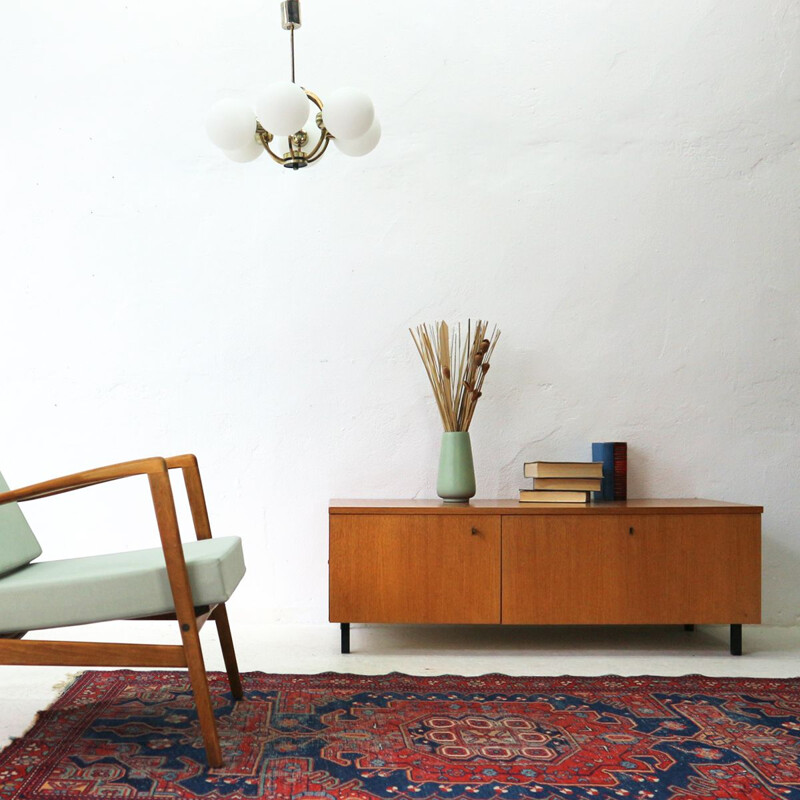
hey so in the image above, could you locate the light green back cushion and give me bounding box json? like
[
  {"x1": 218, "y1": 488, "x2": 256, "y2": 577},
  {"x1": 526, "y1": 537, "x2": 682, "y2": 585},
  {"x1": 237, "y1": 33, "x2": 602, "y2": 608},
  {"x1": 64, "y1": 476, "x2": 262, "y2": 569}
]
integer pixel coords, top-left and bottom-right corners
[{"x1": 0, "y1": 470, "x2": 43, "y2": 576}]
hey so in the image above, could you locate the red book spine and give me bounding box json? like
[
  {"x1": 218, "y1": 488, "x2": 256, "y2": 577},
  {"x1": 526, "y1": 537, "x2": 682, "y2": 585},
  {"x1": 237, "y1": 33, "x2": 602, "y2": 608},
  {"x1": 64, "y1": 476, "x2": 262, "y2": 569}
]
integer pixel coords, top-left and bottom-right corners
[{"x1": 612, "y1": 442, "x2": 627, "y2": 500}]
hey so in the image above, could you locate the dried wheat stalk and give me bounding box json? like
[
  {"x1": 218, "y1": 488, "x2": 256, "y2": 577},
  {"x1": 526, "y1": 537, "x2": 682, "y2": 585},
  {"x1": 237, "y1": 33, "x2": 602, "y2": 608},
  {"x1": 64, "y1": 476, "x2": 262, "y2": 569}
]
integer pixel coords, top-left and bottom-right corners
[{"x1": 410, "y1": 320, "x2": 500, "y2": 431}]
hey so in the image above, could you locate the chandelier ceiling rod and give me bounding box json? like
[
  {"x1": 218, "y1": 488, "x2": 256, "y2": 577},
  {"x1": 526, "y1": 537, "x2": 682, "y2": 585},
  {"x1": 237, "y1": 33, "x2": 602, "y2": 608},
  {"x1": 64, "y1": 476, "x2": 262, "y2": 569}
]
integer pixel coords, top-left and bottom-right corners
[
  {"x1": 282, "y1": 0, "x2": 301, "y2": 83},
  {"x1": 290, "y1": 27, "x2": 296, "y2": 83}
]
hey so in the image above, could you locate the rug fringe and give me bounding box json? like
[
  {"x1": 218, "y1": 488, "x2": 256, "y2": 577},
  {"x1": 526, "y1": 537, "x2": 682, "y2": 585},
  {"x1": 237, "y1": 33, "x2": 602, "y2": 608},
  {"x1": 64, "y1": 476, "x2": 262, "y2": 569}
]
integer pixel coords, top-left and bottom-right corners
[
  {"x1": 4, "y1": 671, "x2": 86, "y2": 747},
  {"x1": 51, "y1": 671, "x2": 82, "y2": 694}
]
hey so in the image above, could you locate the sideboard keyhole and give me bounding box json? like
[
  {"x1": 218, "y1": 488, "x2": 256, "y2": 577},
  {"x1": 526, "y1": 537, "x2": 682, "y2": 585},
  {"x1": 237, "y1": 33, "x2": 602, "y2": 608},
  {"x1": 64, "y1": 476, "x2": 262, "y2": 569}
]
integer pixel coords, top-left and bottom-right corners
[
  {"x1": 471, "y1": 527, "x2": 479, "y2": 536},
  {"x1": 629, "y1": 526, "x2": 634, "y2": 536}
]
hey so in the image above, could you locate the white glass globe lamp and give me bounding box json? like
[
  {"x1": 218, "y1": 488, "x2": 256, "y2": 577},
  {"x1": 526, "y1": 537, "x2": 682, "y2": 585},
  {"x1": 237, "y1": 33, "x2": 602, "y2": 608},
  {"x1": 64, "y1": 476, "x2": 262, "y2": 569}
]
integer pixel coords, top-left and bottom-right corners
[
  {"x1": 322, "y1": 87, "x2": 374, "y2": 141},
  {"x1": 334, "y1": 118, "x2": 381, "y2": 157},
  {"x1": 256, "y1": 81, "x2": 310, "y2": 136},
  {"x1": 224, "y1": 136, "x2": 265, "y2": 162},
  {"x1": 206, "y1": 99, "x2": 257, "y2": 151}
]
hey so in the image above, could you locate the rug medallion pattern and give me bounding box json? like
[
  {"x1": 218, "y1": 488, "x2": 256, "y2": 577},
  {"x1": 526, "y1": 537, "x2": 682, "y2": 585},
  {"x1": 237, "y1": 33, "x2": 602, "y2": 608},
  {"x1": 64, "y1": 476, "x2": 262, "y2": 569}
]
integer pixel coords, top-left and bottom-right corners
[{"x1": 1, "y1": 671, "x2": 799, "y2": 799}]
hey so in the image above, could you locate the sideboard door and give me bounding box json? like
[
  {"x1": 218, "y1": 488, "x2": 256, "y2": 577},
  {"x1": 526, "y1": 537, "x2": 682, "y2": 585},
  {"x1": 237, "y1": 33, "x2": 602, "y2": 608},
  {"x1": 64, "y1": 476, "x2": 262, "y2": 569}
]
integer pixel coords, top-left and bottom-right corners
[
  {"x1": 330, "y1": 514, "x2": 501, "y2": 624},
  {"x1": 501, "y1": 514, "x2": 761, "y2": 625}
]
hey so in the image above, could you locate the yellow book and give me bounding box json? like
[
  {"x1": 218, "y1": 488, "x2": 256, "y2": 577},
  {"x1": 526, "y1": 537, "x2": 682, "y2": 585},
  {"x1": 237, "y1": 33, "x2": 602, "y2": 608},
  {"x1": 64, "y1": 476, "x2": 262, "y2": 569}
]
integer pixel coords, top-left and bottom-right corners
[
  {"x1": 524, "y1": 461, "x2": 603, "y2": 479},
  {"x1": 519, "y1": 489, "x2": 590, "y2": 503},
  {"x1": 533, "y1": 477, "x2": 602, "y2": 491}
]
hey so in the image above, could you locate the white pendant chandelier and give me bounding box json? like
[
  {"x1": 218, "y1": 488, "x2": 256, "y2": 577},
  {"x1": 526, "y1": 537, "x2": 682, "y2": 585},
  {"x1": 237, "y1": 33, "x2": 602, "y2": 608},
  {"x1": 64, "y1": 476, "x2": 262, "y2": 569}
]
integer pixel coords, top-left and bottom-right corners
[{"x1": 206, "y1": 0, "x2": 380, "y2": 170}]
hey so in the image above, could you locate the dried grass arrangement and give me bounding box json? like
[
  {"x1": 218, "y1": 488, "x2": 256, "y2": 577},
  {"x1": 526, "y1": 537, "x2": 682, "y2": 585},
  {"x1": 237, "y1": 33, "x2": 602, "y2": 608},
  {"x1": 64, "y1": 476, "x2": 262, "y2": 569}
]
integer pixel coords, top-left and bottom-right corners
[{"x1": 410, "y1": 320, "x2": 501, "y2": 432}]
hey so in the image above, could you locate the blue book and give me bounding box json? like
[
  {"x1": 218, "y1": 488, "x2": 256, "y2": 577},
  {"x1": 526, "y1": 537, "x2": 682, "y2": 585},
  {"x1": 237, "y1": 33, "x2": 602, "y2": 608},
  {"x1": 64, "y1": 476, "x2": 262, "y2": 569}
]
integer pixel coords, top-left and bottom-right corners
[{"x1": 592, "y1": 442, "x2": 627, "y2": 502}]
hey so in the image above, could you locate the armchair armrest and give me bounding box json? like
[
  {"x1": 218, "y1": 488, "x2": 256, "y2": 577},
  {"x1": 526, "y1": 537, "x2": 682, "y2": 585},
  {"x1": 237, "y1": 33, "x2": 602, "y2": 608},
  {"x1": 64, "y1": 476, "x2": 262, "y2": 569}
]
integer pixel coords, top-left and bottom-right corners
[
  {"x1": 165, "y1": 455, "x2": 197, "y2": 470},
  {"x1": 0, "y1": 454, "x2": 215, "y2": 545},
  {"x1": 0, "y1": 457, "x2": 169, "y2": 506}
]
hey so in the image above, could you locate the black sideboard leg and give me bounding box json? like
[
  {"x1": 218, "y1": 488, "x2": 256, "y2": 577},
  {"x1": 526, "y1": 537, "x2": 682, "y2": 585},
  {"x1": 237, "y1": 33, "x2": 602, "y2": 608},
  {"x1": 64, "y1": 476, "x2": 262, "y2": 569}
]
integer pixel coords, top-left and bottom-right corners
[
  {"x1": 341, "y1": 623, "x2": 350, "y2": 654},
  {"x1": 730, "y1": 624, "x2": 742, "y2": 656},
  {"x1": 684, "y1": 624, "x2": 695, "y2": 632}
]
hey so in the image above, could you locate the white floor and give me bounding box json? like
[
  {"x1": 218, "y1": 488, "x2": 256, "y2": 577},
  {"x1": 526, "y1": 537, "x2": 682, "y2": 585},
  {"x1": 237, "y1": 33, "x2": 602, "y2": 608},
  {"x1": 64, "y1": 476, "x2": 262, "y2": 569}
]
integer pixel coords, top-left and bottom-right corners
[{"x1": 2, "y1": 621, "x2": 799, "y2": 749}]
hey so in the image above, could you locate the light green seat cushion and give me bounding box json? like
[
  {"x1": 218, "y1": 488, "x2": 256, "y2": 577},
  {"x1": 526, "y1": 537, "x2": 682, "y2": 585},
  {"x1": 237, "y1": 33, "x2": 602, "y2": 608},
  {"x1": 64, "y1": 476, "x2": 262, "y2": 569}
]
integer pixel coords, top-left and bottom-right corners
[
  {"x1": 0, "y1": 471, "x2": 43, "y2": 576},
  {"x1": 0, "y1": 537, "x2": 245, "y2": 634}
]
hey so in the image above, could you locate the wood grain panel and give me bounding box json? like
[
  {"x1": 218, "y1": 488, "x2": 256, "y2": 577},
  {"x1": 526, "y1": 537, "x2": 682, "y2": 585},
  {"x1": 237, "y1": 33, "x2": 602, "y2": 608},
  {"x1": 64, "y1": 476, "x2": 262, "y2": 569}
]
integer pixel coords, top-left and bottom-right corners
[
  {"x1": 330, "y1": 514, "x2": 500, "y2": 624},
  {"x1": 501, "y1": 514, "x2": 761, "y2": 624}
]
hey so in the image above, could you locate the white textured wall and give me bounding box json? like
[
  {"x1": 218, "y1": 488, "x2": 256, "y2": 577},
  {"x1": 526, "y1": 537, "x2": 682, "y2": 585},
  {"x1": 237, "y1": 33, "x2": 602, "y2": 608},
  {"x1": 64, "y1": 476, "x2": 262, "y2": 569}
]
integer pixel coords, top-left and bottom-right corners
[{"x1": 1, "y1": 1, "x2": 798, "y2": 625}]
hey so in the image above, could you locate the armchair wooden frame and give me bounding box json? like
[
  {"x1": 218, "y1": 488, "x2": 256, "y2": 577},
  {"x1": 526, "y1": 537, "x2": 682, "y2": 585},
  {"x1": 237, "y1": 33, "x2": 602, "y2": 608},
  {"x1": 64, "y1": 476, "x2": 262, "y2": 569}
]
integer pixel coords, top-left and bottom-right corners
[{"x1": 0, "y1": 454, "x2": 242, "y2": 768}]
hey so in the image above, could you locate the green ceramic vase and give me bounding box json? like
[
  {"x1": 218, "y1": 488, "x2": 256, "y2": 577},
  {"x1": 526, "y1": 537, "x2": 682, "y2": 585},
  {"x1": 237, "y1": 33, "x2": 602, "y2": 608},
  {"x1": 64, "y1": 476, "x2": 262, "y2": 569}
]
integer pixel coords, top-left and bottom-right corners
[{"x1": 437, "y1": 431, "x2": 476, "y2": 503}]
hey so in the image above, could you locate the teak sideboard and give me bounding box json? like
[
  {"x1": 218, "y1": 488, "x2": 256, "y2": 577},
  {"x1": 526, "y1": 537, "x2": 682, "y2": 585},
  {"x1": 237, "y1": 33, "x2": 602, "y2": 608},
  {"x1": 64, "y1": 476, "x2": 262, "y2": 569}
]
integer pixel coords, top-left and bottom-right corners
[{"x1": 328, "y1": 499, "x2": 762, "y2": 655}]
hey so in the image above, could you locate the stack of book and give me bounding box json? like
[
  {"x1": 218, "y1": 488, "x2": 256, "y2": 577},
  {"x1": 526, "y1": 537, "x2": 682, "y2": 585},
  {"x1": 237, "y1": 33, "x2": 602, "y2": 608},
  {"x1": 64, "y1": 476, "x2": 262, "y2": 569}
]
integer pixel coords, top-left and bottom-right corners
[{"x1": 519, "y1": 461, "x2": 603, "y2": 503}]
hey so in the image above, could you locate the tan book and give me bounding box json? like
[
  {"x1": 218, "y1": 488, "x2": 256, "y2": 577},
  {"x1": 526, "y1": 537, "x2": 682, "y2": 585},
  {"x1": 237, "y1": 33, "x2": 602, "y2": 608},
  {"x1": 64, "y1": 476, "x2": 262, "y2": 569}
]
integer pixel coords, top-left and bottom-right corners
[
  {"x1": 519, "y1": 489, "x2": 590, "y2": 503},
  {"x1": 524, "y1": 461, "x2": 603, "y2": 479},
  {"x1": 533, "y1": 477, "x2": 602, "y2": 491}
]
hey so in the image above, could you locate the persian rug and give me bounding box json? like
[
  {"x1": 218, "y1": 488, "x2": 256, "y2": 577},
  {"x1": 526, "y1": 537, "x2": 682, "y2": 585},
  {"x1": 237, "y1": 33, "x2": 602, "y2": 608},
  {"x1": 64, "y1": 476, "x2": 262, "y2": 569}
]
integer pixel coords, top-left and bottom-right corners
[{"x1": 1, "y1": 671, "x2": 799, "y2": 800}]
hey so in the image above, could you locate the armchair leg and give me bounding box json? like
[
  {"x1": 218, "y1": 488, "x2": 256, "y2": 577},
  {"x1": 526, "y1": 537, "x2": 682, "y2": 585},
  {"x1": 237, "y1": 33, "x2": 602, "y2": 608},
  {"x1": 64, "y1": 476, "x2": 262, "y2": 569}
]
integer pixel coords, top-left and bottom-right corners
[
  {"x1": 181, "y1": 625, "x2": 223, "y2": 768},
  {"x1": 213, "y1": 603, "x2": 243, "y2": 700}
]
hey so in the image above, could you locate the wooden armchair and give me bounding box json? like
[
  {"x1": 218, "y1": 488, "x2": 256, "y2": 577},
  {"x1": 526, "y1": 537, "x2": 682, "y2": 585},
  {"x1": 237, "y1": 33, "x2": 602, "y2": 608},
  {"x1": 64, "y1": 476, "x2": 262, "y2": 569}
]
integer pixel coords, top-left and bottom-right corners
[{"x1": 0, "y1": 455, "x2": 245, "y2": 768}]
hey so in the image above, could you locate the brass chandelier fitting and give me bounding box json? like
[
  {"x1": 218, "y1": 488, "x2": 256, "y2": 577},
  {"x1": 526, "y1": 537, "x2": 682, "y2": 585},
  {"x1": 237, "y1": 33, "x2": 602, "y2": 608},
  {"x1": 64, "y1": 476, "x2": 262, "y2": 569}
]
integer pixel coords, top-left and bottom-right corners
[{"x1": 255, "y1": 92, "x2": 329, "y2": 170}]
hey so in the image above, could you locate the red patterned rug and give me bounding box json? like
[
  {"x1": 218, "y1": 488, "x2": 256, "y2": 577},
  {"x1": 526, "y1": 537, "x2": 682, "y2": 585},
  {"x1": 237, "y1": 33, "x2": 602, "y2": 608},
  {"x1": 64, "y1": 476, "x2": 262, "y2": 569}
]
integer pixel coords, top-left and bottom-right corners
[{"x1": 1, "y1": 671, "x2": 799, "y2": 799}]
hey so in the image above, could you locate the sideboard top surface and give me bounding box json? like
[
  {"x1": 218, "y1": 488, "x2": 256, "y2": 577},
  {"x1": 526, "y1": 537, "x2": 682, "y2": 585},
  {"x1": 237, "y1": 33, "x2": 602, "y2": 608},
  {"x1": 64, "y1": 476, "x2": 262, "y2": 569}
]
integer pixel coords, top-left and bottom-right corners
[{"x1": 329, "y1": 499, "x2": 763, "y2": 515}]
